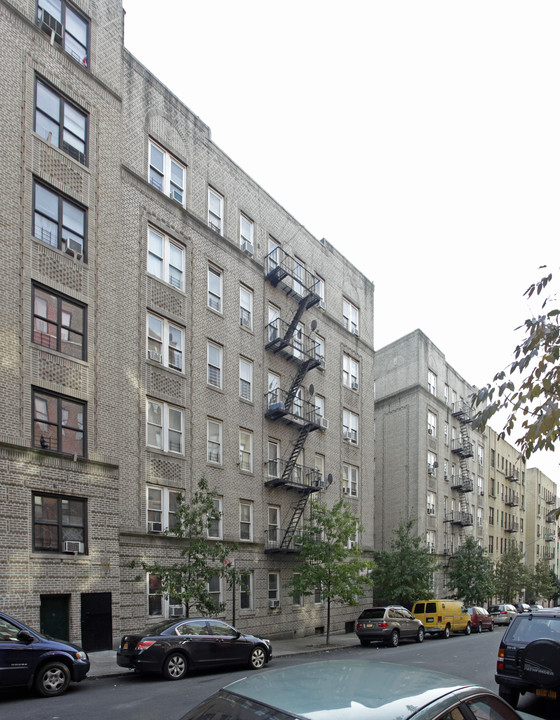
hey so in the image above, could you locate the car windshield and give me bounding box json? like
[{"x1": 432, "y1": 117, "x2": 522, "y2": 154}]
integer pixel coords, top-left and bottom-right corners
[
  {"x1": 488, "y1": 606, "x2": 501, "y2": 613},
  {"x1": 359, "y1": 609, "x2": 386, "y2": 620},
  {"x1": 508, "y1": 616, "x2": 560, "y2": 642}
]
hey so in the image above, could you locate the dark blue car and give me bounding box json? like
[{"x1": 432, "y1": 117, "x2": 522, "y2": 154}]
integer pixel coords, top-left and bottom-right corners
[{"x1": 0, "y1": 610, "x2": 90, "y2": 697}]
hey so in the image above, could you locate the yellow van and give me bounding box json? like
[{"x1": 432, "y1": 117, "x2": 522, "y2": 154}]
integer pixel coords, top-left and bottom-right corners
[{"x1": 411, "y1": 600, "x2": 472, "y2": 638}]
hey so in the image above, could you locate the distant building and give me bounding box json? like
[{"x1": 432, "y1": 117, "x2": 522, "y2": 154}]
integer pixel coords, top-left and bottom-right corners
[{"x1": 0, "y1": 0, "x2": 374, "y2": 648}]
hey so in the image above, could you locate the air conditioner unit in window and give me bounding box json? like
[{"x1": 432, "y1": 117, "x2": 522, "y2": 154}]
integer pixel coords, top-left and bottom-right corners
[
  {"x1": 342, "y1": 487, "x2": 350, "y2": 495},
  {"x1": 241, "y1": 240, "x2": 254, "y2": 256},
  {"x1": 66, "y1": 238, "x2": 83, "y2": 254},
  {"x1": 343, "y1": 430, "x2": 351, "y2": 441},
  {"x1": 320, "y1": 418, "x2": 329, "y2": 430},
  {"x1": 351, "y1": 381, "x2": 359, "y2": 391},
  {"x1": 63, "y1": 541, "x2": 84, "y2": 554},
  {"x1": 318, "y1": 300, "x2": 326, "y2": 311},
  {"x1": 169, "y1": 190, "x2": 183, "y2": 203},
  {"x1": 269, "y1": 600, "x2": 280, "y2": 609},
  {"x1": 148, "y1": 521, "x2": 163, "y2": 533},
  {"x1": 169, "y1": 606, "x2": 184, "y2": 617},
  {"x1": 318, "y1": 358, "x2": 326, "y2": 371},
  {"x1": 148, "y1": 350, "x2": 162, "y2": 363},
  {"x1": 352, "y1": 328, "x2": 359, "y2": 336}
]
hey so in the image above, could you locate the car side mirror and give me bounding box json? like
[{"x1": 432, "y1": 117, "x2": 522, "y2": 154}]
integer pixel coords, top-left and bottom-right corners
[
  {"x1": 235, "y1": 631, "x2": 241, "y2": 639},
  {"x1": 17, "y1": 630, "x2": 34, "y2": 645}
]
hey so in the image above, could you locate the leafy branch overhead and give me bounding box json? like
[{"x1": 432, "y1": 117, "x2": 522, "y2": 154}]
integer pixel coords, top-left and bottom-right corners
[{"x1": 471, "y1": 267, "x2": 559, "y2": 457}]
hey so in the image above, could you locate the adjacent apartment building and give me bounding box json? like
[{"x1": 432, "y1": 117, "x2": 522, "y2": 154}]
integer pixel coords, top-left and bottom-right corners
[{"x1": 0, "y1": 0, "x2": 375, "y2": 649}]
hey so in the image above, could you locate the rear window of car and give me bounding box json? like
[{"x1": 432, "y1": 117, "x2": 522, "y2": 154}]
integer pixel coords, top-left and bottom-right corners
[
  {"x1": 414, "y1": 603, "x2": 424, "y2": 614},
  {"x1": 359, "y1": 608, "x2": 386, "y2": 620},
  {"x1": 488, "y1": 606, "x2": 500, "y2": 613},
  {"x1": 426, "y1": 602, "x2": 437, "y2": 613},
  {"x1": 507, "y1": 616, "x2": 560, "y2": 643}
]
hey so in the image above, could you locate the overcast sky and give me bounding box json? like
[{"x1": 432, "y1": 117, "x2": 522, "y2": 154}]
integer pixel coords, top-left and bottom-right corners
[{"x1": 122, "y1": 0, "x2": 558, "y2": 480}]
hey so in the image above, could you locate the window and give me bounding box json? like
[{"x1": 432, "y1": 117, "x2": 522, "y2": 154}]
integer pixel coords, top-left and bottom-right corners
[
  {"x1": 428, "y1": 371, "x2": 437, "y2": 396},
  {"x1": 315, "y1": 395, "x2": 325, "y2": 425},
  {"x1": 207, "y1": 419, "x2": 222, "y2": 464},
  {"x1": 37, "y1": 0, "x2": 89, "y2": 66},
  {"x1": 315, "y1": 454, "x2": 325, "y2": 487},
  {"x1": 314, "y1": 584, "x2": 322, "y2": 604},
  {"x1": 315, "y1": 334, "x2": 325, "y2": 368},
  {"x1": 478, "y1": 476, "x2": 484, "y2": 495},
  {"x1": 478, "y1": 445, "x2": 484, "y2": 466},
  {"x1": 444, "y1": 422, "x2": 449, "y2": 446},
  {"x1": 342, "y1": 299, "x2": 359, "y2": 335},
  {"x1": 207, "y1": 496, "x2": 223, "y2": 539},
  {"x1": 267, "y1": 372, "x2": 280, "y2": 407},
  {"x1": 33, "y1": 181, "x2": 86, "y2": 256},
  {"x1": 293, "y1": 322, "x2": 304, "y2": 359},
  {"x1": 240, "y1": 501, "x2": 253, "y2": 541},
  {"x1": 240, "y1": 214, "x2": 254, "y2": 254},
  {"x1": 147, "y1": 313, "x2": 184, "y2": 371},
  {"x1": 292, "y1": 573, "x2": 304, "y2": 606},
  {"x1": 33, "y1": 492, "x2": 86, "y2": 553},
  {"x1": 268, "y1": 506, "x2": 280, "y2": 544},
  {"x1": 489, "y1": 507, "x2": 494, "y2": 525},
  {"x1": 207, "y1": 265, "x2": 222, "y2": 312},
  {"x1": 239, "y1": 286, "x2": 253, "y2": 330},
  {"x1": 293, "y1": 256, "x2": 305, "y2": 296},
  {"x1": 444, "y1": 384, "x2": 450, "y2": 405},
  {"x1": 315, "y1": 274, "x2": 325, "y2": 309},
  {"x1": 33, "y1": 389, "x2": 85, "y2": 456},
  {"x1": 149, "y1": 140, "x2": 186, "y2": 206},
  {"x1": 239, "y1": 358, "x2": 253, "y2": 401},
  {"x1": 293, "y1": 451, "x2": 304, "y2": 484},
  {"x1": 342, "y1": 409, "x2": 359, "y2": 444},
  {"x1": 35, "y1": 78, "x2": 87, "y2": 164},
  {"x1": 427, "y1": 491, "x2": 436, "y2": 515},
  {"x1": 428, "y1": 451, "x2": 437, "y2": 476},
  {"x1": 240, "y1": 571, "x2": 253, "y2": 610},
  {"x1": 146, "y1": 400, "x2": 183, "y2": 454},
  {"x1": 208, "y1": 575, "x2": 222, "y2": 609},
  {"x1": 428, "y1": 411, "x2": 437, "y2": 437},
  {"x1": 343, "y1": 354, "x2": 359, "y2": 389},
  {"x1": 147, "y1": 226, "x2": 184, "y2": 290},
  {"x1": 239, "y1": 430, "x2": 253, "y2": 472},
  {"x1": 147, "y1": 486, "x2": 181, "y2": 533},
  {"x1": 267, "y1": 237, "x2": 280, "y2": 267},
  {"x1": 268, "y1": 440, "x2": 279, "y2": 478},
  {"x1": 426, "y1": 530, "x2": 436, "y2": 553},
  {"x1": 268, "y1": 572, "x2": 279, "y2": 603},
  {"x1": 477, "y1": 507, "x2": 483, "y2": 527},
  {"x1": 488, "y1": 535, "x2": 494, "y2": 554},
  {"x1": 33, "y1": 284, "x2": 85, "y2": 360},
  {"x1": 207, "y1": 342, "x2": 223, "y2": 388},
  {"x1": 342, "y1": 463, "x2": 358, "y2": 497},
  {"x1": 267, "y1": 304, "x2": 280, "y2": 343},
  {"x1": 208, "y1": 187, "x2": 224, "y2": 234}
]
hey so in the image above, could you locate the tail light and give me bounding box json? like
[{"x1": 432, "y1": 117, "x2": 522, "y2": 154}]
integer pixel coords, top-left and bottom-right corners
[
  {"x1": 438, "y1": 616, "x2": 442, "y2": 622},
  {"x1": 497, "y1": 647, "x2": 505, "y2": 671},
  {"x1": 356, "y1": 623, "x2": 363, "y2": 629},
  {"x1": 378, "y1": 622, "x2": 388, "y2": 628},
  {"x1": 500, "y1": 611, "x2": 507, "y2": 615},
  {"x1": 137, "y1": 640, "x2": 156, "y2": 651}
]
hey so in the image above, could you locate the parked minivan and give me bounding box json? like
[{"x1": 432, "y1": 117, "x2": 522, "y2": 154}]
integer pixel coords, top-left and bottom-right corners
[{"x1": 411, "y1": 600, "x2": 472, "y2": 638}]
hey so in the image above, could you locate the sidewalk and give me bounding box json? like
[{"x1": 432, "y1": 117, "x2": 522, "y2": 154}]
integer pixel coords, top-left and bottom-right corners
[{"x1": 87, "y1": 632, "x2": 359, "y2": 679}]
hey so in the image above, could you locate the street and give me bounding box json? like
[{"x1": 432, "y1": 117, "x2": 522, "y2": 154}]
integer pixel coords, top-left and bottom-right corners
[{"x1": 1, "y1": 628, "x2": 557, "y2": 719}]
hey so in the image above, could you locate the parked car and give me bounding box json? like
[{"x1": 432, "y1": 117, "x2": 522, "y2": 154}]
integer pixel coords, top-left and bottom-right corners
[
  {"x1": 117, "y1": 617, "x2": 271, "y2": 680},
  {"x1": 495, "y1": 607, "x2": 560, "y2": 708},
  {"x1": 466, "y1": 606, "x2": 494, "y2": 633},
  {"x1": 489, "y1": 604, "x2": 518, "y2": 625},
  {"x1": 179, "y1": 659, "x2": 540, "y2": 720},
  {"x1": 411, "y1": 599, "x2": 471, "y2": 638},
  {"x1": 529, "y1": 604, "x2": 544, "y2": 611},
  {"x1": 355, "y1": 606, "x2": 424, "y2": 647},
  {"x1": 0, "y1": 610, "x2": 89, "y2": 697},
  {"x1": 515, "y1": 603, "x2": 531, "y2": 613}
]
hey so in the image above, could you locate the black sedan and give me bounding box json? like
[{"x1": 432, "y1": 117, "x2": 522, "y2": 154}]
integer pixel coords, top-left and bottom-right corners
[
  {"x1": 179, "y1": 660, "x2": 539, "y2": 720},
  {"x1": 0, "y1": 610, "x2": 90, "y2": 697},
  {"x1": 117, "y1": 617, "x2": 272, "y2": 680}
]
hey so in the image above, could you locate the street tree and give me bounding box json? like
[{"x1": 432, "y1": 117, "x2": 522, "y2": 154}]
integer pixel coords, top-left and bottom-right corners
[
  {"x1": 471, "y1": 267, "x2": 559, "y2": 458},
  {"x1": 494, "y1": 546, "x2": 529, "y2": 603},
  {"x1": 525, "y1": 558, "x2": 556, "y2": 605},
  {"x1": 130, "y1": 478, "x2": 237, "y2": 617},
  {"x1": 373, "y1": 519, "x2": 439, "y2": 607},
  {"x1": 445, "y1": 536, "x2": 495, "y2": 605},
  {"x1": 286, "y1": 498, "x2": 375, "y2": 645}
]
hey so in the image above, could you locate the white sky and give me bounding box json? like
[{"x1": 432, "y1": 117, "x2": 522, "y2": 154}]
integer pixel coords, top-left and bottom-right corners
[{"x1": 122, "y1": 0, "x2": 558, "y2": 481}]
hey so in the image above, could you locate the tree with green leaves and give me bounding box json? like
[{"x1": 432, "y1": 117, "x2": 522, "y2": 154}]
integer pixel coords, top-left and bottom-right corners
[
  {"x1": 286, "y1": 498, "x2": 375, "y2": 645},
  {"x1": 373, "y1": 519, "x2": 439, "y2": 608},
  {"x1": 525, "y1": 558, "x2": 556, "y2": 605},
  {"x1": 445, "y1": 536, "x2": 495, "y2": 605},
  {"x1": 494, "y1": 546, "x2": 529, "y2": 603},
  {"x1": 130, "y1": 478, "x2": 237, "y2": 617},
  {"x1": 471, "y1": 267, "x2": 559, "y2": 458}
]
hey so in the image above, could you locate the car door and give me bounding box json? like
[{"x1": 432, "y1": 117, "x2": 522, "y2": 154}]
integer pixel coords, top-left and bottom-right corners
[
  {"x1": 174, "y1": 620, "x2": 216, "y2": 667},
  {"x1": 0, "y1": 617, "x2": 37, "y2": 688},
  {"x1": 400, "y1": 608, "x2": 417, "y2": 639},
  {"x1": 207, "y1": 620, "x2": 248, "y2": 666}
]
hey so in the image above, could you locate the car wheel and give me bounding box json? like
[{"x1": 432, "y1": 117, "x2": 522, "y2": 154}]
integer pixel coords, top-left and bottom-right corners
[
  {"x1": 249, "y1": 646, "x2": 267, "y2": 670},
  {"x1": 498, "y1": 685, "x2": 519, "y2": 709},
  {"x1": 477, "y1": 622, "x2": 483, "y2": 634},
  {"x1": 35, "y1": 660, "x2": 71, "y2": 697},
  {"x1": 489, "y1": 622, "x2": 494, "y2": 632},
  {"x1": 387, "y1": 629, "x2": 399, "y2": 648},
  {"x1": 415, "y1": 627, "x2": 425, "y2": 643},
  {"x1": 162, "y1": 652, "x2": 188, "y2": 681},
  {"x1": 441, "y1": 625, "x2": 451, "y2": 639},
  {"x1": 464, "y1": 622, "x2": 471, "y2": 636},
  {"x1": 360, "y1": 638, "x2": 370, "y2": 647}
]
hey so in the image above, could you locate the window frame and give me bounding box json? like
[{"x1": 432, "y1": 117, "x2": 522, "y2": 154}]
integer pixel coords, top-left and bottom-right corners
[
  {"x1": 239, "y1": 357, "x2": 253, "y2": 401},
  {"x1": 208, "y1": 187, "x2": 224, "y2": 234},
  {"x1": 342, "y1": 353, "x2": 359, "y2": 389},
  {"x1": 268, "y1": 572, "x2": 280, "y2": 602},
  {"x1": 149, "y1": 139, "x2": 186, "y2": 207},
  {"x1": 239, "y1": 285, "x2": 253, "y2": 330},
  {"x1": 239, "y1": 501, "x2": 253, "y2": 541},
  {"x1": 240, "y1": 214, "x2": 254, "y2": 254},
  {"x1": 147, "y1": 312, "x2": 184, "y2": 372},
  {"x1": 32, "y1": 388, "x2": 86, "y2": 457},
  {"x1": 342, "y1": 409, "x2": 359, "y2": 445},
  {"x1": 342, "y1": 463, "x2": 359, "y2": 497},
  {"x1": 146, "y1": 486, "x2": 182, "y2": 533},
  {"x1": 207, "y1": 496, "x2": 223, "y2": 539},
  {"x1": 34, "y1": 76, "x2": 88, "y2": 164},
  {"x1": 240, "y1": 570, "x2": 254, "y2": 610},
  {"x1": 207, "y1": 418, "x2": 223, "y2": 464},
  {"x1": 33, "y1": 180, "x2": 86, "y2": 258},
  {"x1": 207, "y1": 265, "x2": 223, "y2": 313},
  {"x1": 32, "y1": 491, "x2": 87, "y2": 554},
  {"x1": 239, "y1": 429, "x2": 253, "y2": 473},
  {"x1": 146, "y1": 399, "x2": 184, "y2": 454},
  {"x1": 32, "y1": 283, "x2": 86, "y2": 360},
  {"x1": 147, "y1": 225, "x2": 185, "y2": 291},
  {"x1": 342, "y1": 298, "x2": 359, "y2": 335},
  {"x1": 37, "y1": 0, "x2": 90, "y2": 67},
  {"x1": 207, "y1": 341, "x2": 223, "y2": 389}
]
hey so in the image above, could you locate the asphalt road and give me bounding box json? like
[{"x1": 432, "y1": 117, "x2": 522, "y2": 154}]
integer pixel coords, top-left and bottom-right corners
[{"x1": 1, "y1": 628, "x2": 558, "y2": 719}]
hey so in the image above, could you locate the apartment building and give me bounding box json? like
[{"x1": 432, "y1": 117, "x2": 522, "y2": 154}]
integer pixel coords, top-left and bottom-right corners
[
  {"x1": 0, "y1": 0, "x2": 374, "y2": 649},
  {"x1": 373, "y1": 330, "x2": 487, "y2": 596},
  {"x1": 525, "y1": 468, "x2": 558, "y2": 576}
]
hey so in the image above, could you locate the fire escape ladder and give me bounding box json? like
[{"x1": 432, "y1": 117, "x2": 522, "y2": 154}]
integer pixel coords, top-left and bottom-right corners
[
  {"x1": 283, "y1": 360, "x2": 314, "y2": 413},
  {"x1": 280, "y1": 494, "x2": 311, "y2": 550},
  {"x1": 281, "y1": 426, "x2": 312, "y2": 483}
]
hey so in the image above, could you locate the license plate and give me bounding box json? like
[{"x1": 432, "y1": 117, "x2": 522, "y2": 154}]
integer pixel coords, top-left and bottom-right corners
[
  {"x1": 536, "y1": 689, "x2": 557, "y2": 699},
  {"x1": 122, "y1": 641, "x2": 128, "y2": 649},
  {"x1": 366, "y1": 623, "x2": 375, "y2": 628},
  {"x1": 426, "y1": 618, "x2": 434, "y2": 623}
]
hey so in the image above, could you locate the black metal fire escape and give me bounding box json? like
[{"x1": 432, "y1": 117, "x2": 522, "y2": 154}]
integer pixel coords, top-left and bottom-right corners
[
  {"x1": 263, "y1": 247, "x2": 322, "y2": 553},
  {"x1": 444, "y1": 401, "x2": 474, "y2": 535}
]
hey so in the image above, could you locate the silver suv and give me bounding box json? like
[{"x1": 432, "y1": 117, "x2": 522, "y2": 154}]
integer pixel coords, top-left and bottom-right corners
[
  {"x1": 488, "y1": 604, "x2": 517, "y2": 626},
  {"x1": 355, "y1": 606, "x2": 425, "y2": 647}
]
